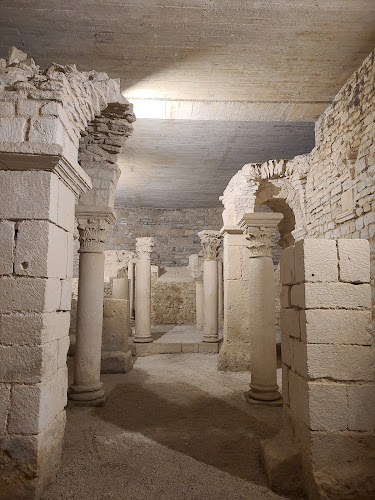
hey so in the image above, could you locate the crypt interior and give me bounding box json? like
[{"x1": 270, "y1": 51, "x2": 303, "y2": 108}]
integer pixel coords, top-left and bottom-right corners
[{"x1": 0, "y1": 1, "x2": 374, "y2": 499}]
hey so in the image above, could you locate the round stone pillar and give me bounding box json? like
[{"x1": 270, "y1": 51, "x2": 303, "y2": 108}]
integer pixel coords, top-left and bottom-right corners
[
  {"x1": 188, "y1": 253, "x2": 204, "y2": 330},
  {"x1": 69, "y1": 213, "x2": 113, "y2": 405},
  {"x1": 239, "y1": 212, "x2": 283, "y2": 405},
  {"x1": 198, "y1": 230, "x2": 222, "y2": 343},
  {"x1": 127, "y1": 260, "x2": 136, "y2": 319},
  {"x1": 134, "y1": 237, "x2": 154, "y2": 343},
  {"x1": 217, "y1": 248, "x2": 224, "y2": 327}
]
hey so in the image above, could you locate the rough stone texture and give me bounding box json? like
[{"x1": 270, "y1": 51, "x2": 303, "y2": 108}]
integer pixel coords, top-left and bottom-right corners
[
  {"x1": 267, "y1": 239, "x2": 375, "y2": 499},
  {"x1": 101, "y1": 299, "x2": 133, "y2": 374},
  {"x1": 151, "y1": 266, "x2": 195, "y2": 325},
  {"x1": 107, "y1": 206, "x2": 223, "y2": 267},
  {"x1": 221, "y1": 49, "x2": 375, "y2": 324}
]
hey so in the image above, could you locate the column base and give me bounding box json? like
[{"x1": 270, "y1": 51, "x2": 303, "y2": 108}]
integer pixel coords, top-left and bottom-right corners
[
  {"x1": 202, "y1": 335, "x2": 219, "y2": 343},
  {"x1": 245, "y1": 383, "x2": 282, "y2": 405},
  {"x1": 245, "y1": 391, "x2": 283, "y2": 407},
  {"x1": 133, "y1": 335, "x2": 153, "y2": 343},
  {"x1": 68, "y1": 382, "x2": 106, "y2": 406}
]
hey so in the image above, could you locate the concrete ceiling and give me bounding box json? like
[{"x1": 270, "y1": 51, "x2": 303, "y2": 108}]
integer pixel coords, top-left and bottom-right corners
[{"x1": 1, "y1": 1, "x2": 374, "y2": 208}]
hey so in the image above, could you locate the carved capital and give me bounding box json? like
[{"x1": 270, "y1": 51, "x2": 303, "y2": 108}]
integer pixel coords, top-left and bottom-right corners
[
  {"x1": 136, "y1": 237, "x2": 155, "y2": 259},
  {"x1": 77, "y1": 218, "x2": 109, "y2": 253},
  {"x1": 198, "y1": 230, "x2": 221, "y2": 261},
  {"x1": 239, "y1": 213, "x2": 283, "y2": 258}
]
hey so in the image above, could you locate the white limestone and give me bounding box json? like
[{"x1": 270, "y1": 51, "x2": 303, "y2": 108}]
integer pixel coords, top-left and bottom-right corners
[{"x1": 134, "y1": 237, "x2": 155, "y2": 343}]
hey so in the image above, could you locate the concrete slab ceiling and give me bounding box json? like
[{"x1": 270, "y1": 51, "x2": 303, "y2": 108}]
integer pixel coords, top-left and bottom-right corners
[{"x1": 1, "y1": 0, "x2": 374, "y2": 207}]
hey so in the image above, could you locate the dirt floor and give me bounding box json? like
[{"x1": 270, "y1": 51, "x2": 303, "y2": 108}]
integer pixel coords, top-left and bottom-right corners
[{"x1": 42, "y1": 354, "x2": 287, "y2": 500}]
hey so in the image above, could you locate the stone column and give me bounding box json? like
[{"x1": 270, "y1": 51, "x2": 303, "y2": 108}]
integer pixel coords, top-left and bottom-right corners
[
  {"x1": 128, "y1": 259, "x2": 136, "y2": 319},
  {"x1": 239, "y1": 213, "x2": 283, "y2": 404},
  {"x1": 189, "y1": 254, "x2": 204, "y2": 330},
  {"x1": 217, "y1": 246, "x2": 224, "y2": 327},
  {"x1": 69, "y1": 208, "x2": 115, "y2": 405},
  {"x1": 198, "y1": 230, "x2": 222, "y2": 343},
  {"x1": 134, "y1": 237, "x2": 154, "y2": 343}
]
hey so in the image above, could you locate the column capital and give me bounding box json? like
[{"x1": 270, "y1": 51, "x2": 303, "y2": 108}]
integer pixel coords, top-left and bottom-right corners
[
  {"x1": 136, "y1": 237, "x2": 155, "y2": 259},
  {"x1": 76, "y1": 206, "x2": 116, "y2": 254},
  {"x1": 238, "y1": 213, "x2": 283, "y2": 258},
  {"x1": 198, "y1": 230, "x2": 222, "y2": 260}
]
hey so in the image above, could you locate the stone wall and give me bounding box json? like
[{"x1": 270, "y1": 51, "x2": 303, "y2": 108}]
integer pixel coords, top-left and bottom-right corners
[
  {"x1": 275, "y1": 238, "x2": 374, "y2": 498},
  {"x1": 107, "y1": 206, "x2": 223, "y2": 267},
  {"x1": 151, "y1": 267, "x2": 195, "y2": 324},
  {"x1": 222, "y1": 49, "x2": 375, "y2": 322}
]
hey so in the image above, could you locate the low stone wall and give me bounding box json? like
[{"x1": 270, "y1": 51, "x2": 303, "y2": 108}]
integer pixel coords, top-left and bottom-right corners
[{"x1": 151, "y1": 266, "x2": 195, "y2": 324}]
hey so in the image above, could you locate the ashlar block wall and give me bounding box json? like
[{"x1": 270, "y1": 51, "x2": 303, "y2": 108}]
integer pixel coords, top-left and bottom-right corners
[
  {"x1": 280, "y1": 238, "x2": 374, "y2": 498},
  {"x1": 0, "y1": 170, "x2": 76, "y2": 498}
]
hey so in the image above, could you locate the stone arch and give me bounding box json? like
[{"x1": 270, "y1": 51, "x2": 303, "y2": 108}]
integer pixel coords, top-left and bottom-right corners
[{"x1": 221, "y1": 157, "x2": 309, "y2": 242}]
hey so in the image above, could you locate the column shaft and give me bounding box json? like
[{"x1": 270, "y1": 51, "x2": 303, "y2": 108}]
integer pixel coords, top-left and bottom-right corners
[
  {"x1": 71, "y1": 252, "x2": 105, "y2": 401},
  {"x1": 247, "y1": 256, "x2": 279, "y2": 399},
  {"x1": 128, "y1": 260, "x2": 135, "y2": 319},
  {"x1": 203, "y1": 259, "x2": 219, "y2": 342},
  {"x1": 134, "y1": 257, "x2": 152, "y2": 342}
]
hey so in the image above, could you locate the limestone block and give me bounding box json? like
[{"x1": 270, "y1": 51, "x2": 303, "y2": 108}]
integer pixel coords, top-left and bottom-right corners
[
  {"x1": 57, "y1": 336, "x2": 70, "y2": 369},
  {"x1": 0, "y1": 342, "x2": 58, "y2": 384},
  {"x1": 0, "y1": 311, "x2": 70, "y2": 345},
  {"x1": 14, "y1": 221, "x2": 68, "y2": 278},
  {"x1": 17, "y1": 100, "x2": 40, "y2": 116},
  {"x1": 310, "y1": 430, "x2": 375, "y2": 471},
  {"x1": 223, "y1": 279, "x2": 250, "y2": 342},
  {"x1": 0, "y1": 117, "x2": 26, "y2": 142},
  {"x1": 181, "y1": 343, "x2": 199, "y2": 353},
  {"x1": 224, "y1": 245, "x2": 242, "y2": 280},
  {"x1": 112, "y1": 278, "x2": 129, "y2": 299},
  {"x1": 282, "y1": 365, "x2": 290, "y2": 405},
  {"x1": 60, "y1": 280, "x2": 72, "y2": 311},
  {"x1": 281, "y1": 333, "x2": 291, "y2": 367},
  {"x1": 102, "y1": 299, "x2": 130, "y2": 351},
  {"x1": 280, "y1": 246, "x2": 295, "y2": 285},
  {"x1": 261, "y1": 428, "x2": 304, "y2": 497},
  {"x1": 8, "y1": 366, "x2": 68, "y2": 434},
  {"x1": 291, "y1": 339, "x2": 307, "y2": 376},
  {"x1": 280, "y1": 307, "x2": 300, "y2": 338},
  {"x1": 66, "y1": 233, "x2": 74, "y2": 279},
  {"x1": 0, "y1": 221, "x2": 14, "y2": 275},
  {"x1": 347, "y1": 384, "x2": 375, "y2": 431},
  {"x1": 217, "y1": 341, "x2": 251, "y2": 371},
  {"x1": 280, "y1": 285, "x2": 291, "y2": 308},
  {"x1": 294, "y1": 239, "x2": 338, "y2": 283},
  {"x1": 306, "y1": 344, "x2": 374, "y2": 381},
  {"x1": 0, "y1": 410, "x2": 66, "y2": 499},
  {"x1": 57, "y1": 180, "x2": 76, "y2": 233},
  {"x1": 338, "y1": 239, "x2": 370, "y2": 283},
  {"x1": 29, "y1": 117, "x2": 64, "y2": 146},
  {"x1": 288, "y1": 371, "x2": 309, "y2": 426},
  {"x1": 101, "y1": 350, "x2": 133, "y2": 374},
  {"x1": 300, "y1": 309, "x2": 372, "y2": 345},
  {"x1": 0, "y1": 171, "x2": 58, "y2": 222},
  {"x1": 291, "y1": 283, "x2": 371, "y2": 309},
  {"x1": 308, "y1": 382, "x2": 348, "y2": 431},
  {"x1": 198, "y1": 342, "x2": 220, "y2": 353},
  {"x1": 0, "y1": 101, "x2": 15, "y2": 117},
  {"x1": 0, "y1": 277, "x2": 61, "y2": 313},
  {"x1": 0, "y1": 384, "x2": 10, "y2": 433}
]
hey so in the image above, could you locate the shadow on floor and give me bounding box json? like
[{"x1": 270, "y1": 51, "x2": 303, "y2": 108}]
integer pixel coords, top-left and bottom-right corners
[{"x1": 95, "y1": 372, "x2": 282, "y2": 486}]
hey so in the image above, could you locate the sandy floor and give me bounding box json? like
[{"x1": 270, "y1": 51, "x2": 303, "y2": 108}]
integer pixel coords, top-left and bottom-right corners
[{"x1": 43, "y1": 354, "x2": 287, "y2": 500}]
